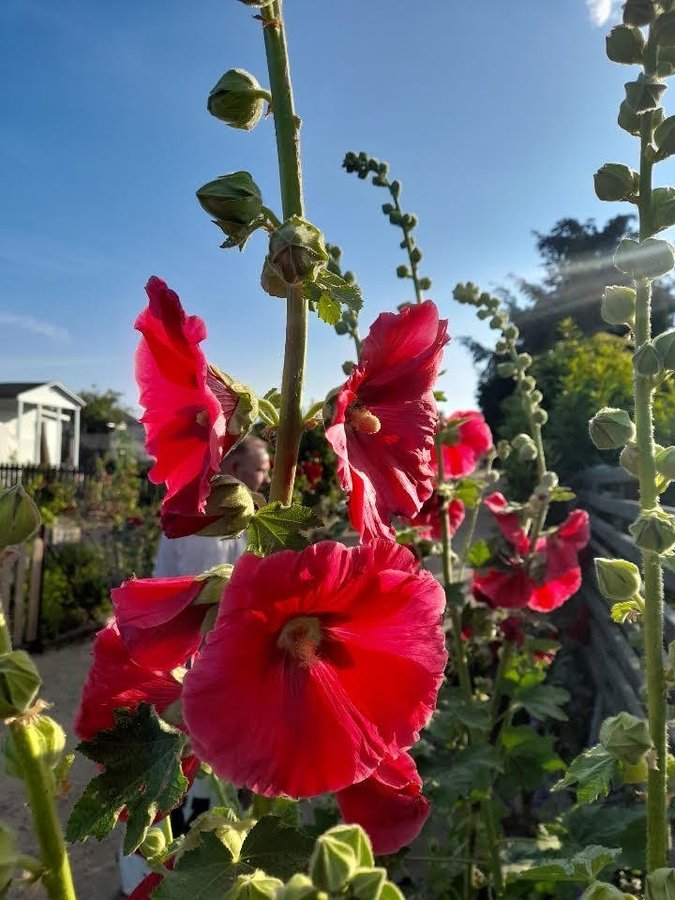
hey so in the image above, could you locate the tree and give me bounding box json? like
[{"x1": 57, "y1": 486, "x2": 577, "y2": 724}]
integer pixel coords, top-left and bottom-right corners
[{"x1": 79, "y1": 387, "x2": 131, "y2": 434}]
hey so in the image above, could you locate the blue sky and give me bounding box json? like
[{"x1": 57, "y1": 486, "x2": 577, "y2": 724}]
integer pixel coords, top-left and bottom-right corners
[{"x1": 2, "y1": 0, "x2": 673, "y2": 413}]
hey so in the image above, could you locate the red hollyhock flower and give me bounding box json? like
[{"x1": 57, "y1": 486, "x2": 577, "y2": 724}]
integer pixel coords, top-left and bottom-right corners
[
  {"x1": 472, "y1": 503, "x2": 590, "y2": 613},
  {"x1": 74, "y1": 624, "x2": 183, "y2": 742},
  {"x1": 183, "y1": 540, "x2": 447, "y2": 798},
  {"x1": 336, "y1": 751, "x2": 430, "y2": 855},
  {"x1": 407, "y1": 493, "x2": 465, "y2": 542},
  {"x1": 135, "y1": 276, "x2": 239, "y2": 517},
  {"x1": 112, "y1": 575, "x2": 209, "y2": 671},
  {"x1": 325, "y1": 301, "x2": 449, "y2": 542},
  {"x1": 437, "y1": 410, "x2": 492, "y2": 479}
]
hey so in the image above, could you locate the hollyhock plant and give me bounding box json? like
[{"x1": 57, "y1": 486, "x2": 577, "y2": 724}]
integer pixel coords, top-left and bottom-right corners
[
  {"x1": 325, "y1": 300, "x2": 449, "y2": 541},
  {"x1": 183, "y1": 539, "x2": 447, "y2": 799},
  {"x1": 135, "y1": 276, "x2": 254, "y2": 520},
  {"x1": 336, "y1": 751, "x2": 430, "y2": 855},
  {"x1": 437, "y1": 410, "x2": 492, "y2": 478},
  {"x1": 407, "y1": 493, "x2": 465, "y2": 542}
]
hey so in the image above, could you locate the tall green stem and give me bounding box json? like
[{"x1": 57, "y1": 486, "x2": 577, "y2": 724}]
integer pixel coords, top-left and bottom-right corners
[
  {"x1": 635, "y1": 109, "x2": 668, "y2": 871},
  {"x1": 261, "y1": 0, "x2": 308, "y2": 505},
  {"x1": 8, "y1": 720, "x2": 76, "y2": 900},
  {"x1": 0, "y1": 605, "x2": 11, "y2": 655}
]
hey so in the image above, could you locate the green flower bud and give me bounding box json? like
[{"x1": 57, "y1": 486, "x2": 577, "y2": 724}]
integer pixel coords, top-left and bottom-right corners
[
  {"x1": 504, "y1": 325, "x2": 519, "y2": 341},
  {"x1": 496, "y1": 440, "x2": 511, "y2": 460},
  {"x1": 622, "y1": 756, "x2": 649, "y2": 783},
  {"x1": 532, "y1": 408, "x2": 549, "y2": 425},
  {"x1": 652, "y1": 12, "x2": 675, "y2": 47},
  {"x1": 396, "y1": 265, "x2": 410, "y2": 278},
  {"x1": 646, "y1": 868, "x2": 675, "y2": 900},
  {"x1": 594, "y1": 163, "x2": 639, "y2": 202},
  {"x1": 138, "y1": 826, "x2": 167, "y2": 861},
  {"x1": 196, "y1": 172, "x2": 263, "y2": 244},
  {"x1": 260, "y1": 258, "x2": 287, "y2": 298},
  {"x1": 589, "y1": 407, "x2": 635, "y2": 449},
  {"x1": 620, "y1": 443, "x2": 640, "y2": 476},
  {"x1": 657, "y1": 45, "x2": 675, "y2": 77},
  {"x1": 633, "y1": 341, "x2": 663, "y2": 375},
  {"x1": 595, "y1": 557, "x2": 642, "y2": 600},
  {"x1": 655, "y1": 115, "x2": 675, "y2": 158},
  {"x1": 623, "y1": 0, "x2": 657, "y2": 26},
  {"x1": 581, "y1": 884, "x2": 634, "y2": 900},
  {"x1": 0, "y1": 484, "x2": 41, "y2": 551},
  {"x1": 614, "y1": 237, "x2": 675, "y2": 279},
  {"x1": 268, "y1": 216, "x2": 329, "y2": 286},
  {"x1": 342, "y1": 361, "x2": 356, "y2": 377},
  {"x1": 540, "y1": 471, "x2": 559, "y2": 490},
  {"x1": 606, "y1": 24, "x2": 645, "y2": 63},
  {"x1": 237, "y1": 0, "x2": 275, "y2": 6},
  {"x1": 225, "y1": 871, "x2": 283, "y2": 899},
  {"x1": 489, "y1": 315, "x2": 507, "y2": 330},
  {"x1": 380, "y1": 884, "x2": 405, "y2": 900},
  {"x1": 601, "y1": 285, "x2": 636, "y2": 325},
  {"x1": 197, "y1": 475, "x2": 255, "y2": 537},
  {"x1": 349, "y1": 867, "x2": 387, "y2": 900},
  {"x1": 207, "y1": 69, "x2": 268, "y2": 130},
  {"x1": 656, "y1": 446, "x2": 675, "y2": 480},
  {"x1": 654, "y1": 328, "x2": 675, "y2": 369},
  {"x1": 618, "y1": 98, "x2": 643, "y2": 136},
  {"x1": 496, "y1": 362, "x2": 516, "y2": 378},
  {"x1": 334, "y1": 320, "x2": 349, "y2": 336},
  {"x1": 276, "y1": 874, "x2": 322, "y2": 900},
  {"x1": 652, "y1": 187, "x2": 675, "y2": 234},
  {"x1": 624, "y1": 75, "x2": 667, "y2": 114},
  {"x1": 309, "y1": 833, "x2": 357, "y2": 893},
  {"x1": 0, "y1": 651, "x2": 41, "y2": 719},
  {"x1": 517, "y1": 352, "x2": 533, "y2": 369},
  {"x1": 629, "y1": 509, "x2": 675, "y2": 554},
  {"x1": 0, "y1": 822, "x2": 17, "y2": 894},
  {"x1": 516, "y1": 437, "x2": 538, "y2": 462},
  {"x1": 419, "y1": 276, "x2": 432, "y2": 291},
  {"x1": 477, "y1": 309, "x2": 491, "y2": 320},
  {"x1": 521, "y1": 375, "x2": 536, "y2": 391},
  {"x1": 600, "y1": 712, "x2": 652, "y2": 764},
  {"x1": 193, "y1": 563, "x2": 233, "y2": 608}
]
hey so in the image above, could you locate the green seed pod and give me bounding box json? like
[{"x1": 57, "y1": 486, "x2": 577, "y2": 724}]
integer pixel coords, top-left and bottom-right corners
[
  {"x1": 654, "y1": 329, "x2": 675, "y2": 369},
  {"x1": 589, "y1": 407, "x2": 635, "y2": 450},
  {"x1": 207, "y1": 69, "x2": 268, "y2": 130},
  {"x1": 419, "y1": 276, "x2": 432, "y2": 290},
  {"x1": 652, "y1": 12, "x2": 675, "y2": 47},
  {"x1": 646, "y1": 867, "x2": 675, "y2": 900},
  {"x1": 349, "y1": 867, "x2": 387, "y2": 900},
  {"x1": 624, "y1": 76, "x2": 667, "y2": 114},
  {"x1": 633, "y1": 341, "x2": 663, "y2": 375},
  {"x1": 655, "y1": 115, "x2": 675, "y2": 158},
  {"x1": 196, "y1": 172, "x2": 263, "y2": 240},
  {"x1": 614, "y1": 237, "x2": 675, "y2": 279},
  {"x1": 656, "y1": 446, "x2": 675, "y2": 480},
  {"x1": 0, "y1": 651, "x2": 41, "y2": 719},
  {"x1": 629, "y1": 510, "x2": 675, "y2": 554},
  {"x1": 396, "y1": 265, "x2": 411, "y2": 278},
  {"x1": 600, "y1": 712, "x2": 652, "y2": 764},
  {"x1": 309, "y1": 833, "x2": 357, "y2": 893},
  {"x1": 606, "y1": 24, "x2": 645, "y2": 63},
  {"x1": 0, "y1": 484, "x2": 41, "y2": 551},
  {"x1": 268, "y1": 216, "x2": 329, "y2": 286},
  {"x1": 623, "y1": 0, "x2": 657, "y2": 26},
  {"x1": 594, "y1": 163, "x2": 639, "y2": 201},
  {"x1": 601, "y1": 285, "x2": 636, "y2": 325},
  {"x1": 595, "y1": 557, "x2": 642, "y2": 600}
]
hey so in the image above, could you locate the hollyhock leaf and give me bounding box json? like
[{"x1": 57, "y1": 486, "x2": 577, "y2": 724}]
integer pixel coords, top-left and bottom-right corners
[
  {"x1": 238, "y1": 817, "x2": 314, "y2": 880},
  {"x1": 432, "y1": 745, "x2": 503, "y2": 805},
  {"x1": 316, "y1": 293, "x2": 341, "y2": 326},
  {"x1": 452, "y1": 479, "x2": 481, "y2": 509},
  {"x1": 246, "y1": 502, "x2": 321, "y2": 555},
  {"x1": 315, "y1": 270, "x2": 363, "y2": 313},
  {"x1": 509, "y1": 846, "x2": 620, "y2": 884},
  {"x1": 0, "y1": 483, "x2": 41, "y2": 550},
  {"x1": 551, "y1": 486, "x2": 576, "y2": 502},
  {"x1": 512, "y1": 683, "x2": 570, "y2": 722},
  {"x1": 467, "y1": 539, "x2": 491, "y2": 568},
  {"x1": 499, "y1": 726, "x2": 564, "y2": 793},
  {"x1": 66, "y1": 704, "x2": 188, "y2": 853},
  {"x1": 154, "y1": 831, "x2": 238, "y2": 899},
  {"x1": 611, "y1": 599, "x2": 643, "y2": 623},
  {"x1": 552, "y1": 745, "x2": 618, "y2": 805}
]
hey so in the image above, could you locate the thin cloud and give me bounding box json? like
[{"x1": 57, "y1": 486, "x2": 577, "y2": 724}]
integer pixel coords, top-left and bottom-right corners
[
  {"x1": 0, "y1": 313, "x2": 71, "y2": 342},
  {"x1": 586, "y1": 0, "x2": 620, "y2": 26}
]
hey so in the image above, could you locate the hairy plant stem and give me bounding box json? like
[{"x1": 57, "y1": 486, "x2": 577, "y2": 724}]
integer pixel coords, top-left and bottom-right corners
[
  {"x1": 635, "y1": 109, "x2": 668, "y2": 871},
  {"x1": 8, "y1": 720, "x2": 76, "y2": 900},
  {"x1": 481, "y1": 798, "x2": 504, "y2": 897},
  {"x1": 435, "y1": 432, "x2": 472, "y2": 697},
  {"x1": 261, "y1": 0, "x2": 308, "y2": 506},
  {"x1": 386, "y1": 182, "x2": 423, "y2": 304},
  {"x1": 0, "y1": 605, "x2": 11, "y2": 654}
]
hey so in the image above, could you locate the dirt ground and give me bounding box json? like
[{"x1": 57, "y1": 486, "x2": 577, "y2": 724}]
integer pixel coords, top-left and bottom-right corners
[{"x1": 2, "y1": 639, "x2": 122, "y2": 900}]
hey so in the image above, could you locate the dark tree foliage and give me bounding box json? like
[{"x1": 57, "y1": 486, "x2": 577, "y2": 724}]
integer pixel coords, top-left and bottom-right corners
[{"x1": 79, "y1": 387, "x2": 131, "y2": 434}]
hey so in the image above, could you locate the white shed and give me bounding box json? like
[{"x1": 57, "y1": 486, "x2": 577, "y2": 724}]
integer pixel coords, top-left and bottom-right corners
[{"x1": 0, "y1": 382, "x2": 86, "y2": 467}]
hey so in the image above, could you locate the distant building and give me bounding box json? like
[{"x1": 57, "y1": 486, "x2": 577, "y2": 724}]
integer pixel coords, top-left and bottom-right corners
[
  {"x1": 79, "y1": 410, "x2": 148, "y2": 467},
  {"x1": 0, "y1": 382, "x2": 86, "y2": 467}
]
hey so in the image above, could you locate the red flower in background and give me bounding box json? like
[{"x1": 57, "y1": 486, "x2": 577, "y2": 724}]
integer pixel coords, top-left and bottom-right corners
[
  {"x1": 326, "y1": 301, "x2": 449, "y2": 542},
  {"x1": 472, "y1": 494, "x2": 589, "y2": 612},
  {"x1": 135, "y1": 276, "x2": 239, "y2": 517},
  {"x1": 183, "y1": 540, "x2": 447, "y2": 799},
  {"x1": 437, "y1": 410, "x2": 492, "y2": 478},
  {"x1": 407, "y1": 493, "x2": 465, "y2": 542},
  {"x1": 336, "y1": 751, "x2": 430, "y2": 855}
]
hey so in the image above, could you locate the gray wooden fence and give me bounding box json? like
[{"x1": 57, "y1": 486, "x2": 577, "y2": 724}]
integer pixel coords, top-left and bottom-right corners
[{"x1": 0, "y1": 530, "x2": 46, "y2": 648}]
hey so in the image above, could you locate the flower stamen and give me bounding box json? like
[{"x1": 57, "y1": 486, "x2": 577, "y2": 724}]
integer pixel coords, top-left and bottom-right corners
[
  {"x1": 277, "y1": 616, "x2": 323, "y2": 667},
  {"x1": 346, "y1": 403, "x2": 381, "y2": 435}
]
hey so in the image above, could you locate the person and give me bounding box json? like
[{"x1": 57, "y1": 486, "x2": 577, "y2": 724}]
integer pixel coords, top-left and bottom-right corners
[{"x1": 119, "y1": 435, "x2": 270, "y2": 896}]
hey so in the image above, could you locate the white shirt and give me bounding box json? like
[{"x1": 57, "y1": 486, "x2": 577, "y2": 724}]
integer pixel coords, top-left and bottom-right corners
[{"x1": 153, "y1": 533, "x2": 248, "y2": 578}]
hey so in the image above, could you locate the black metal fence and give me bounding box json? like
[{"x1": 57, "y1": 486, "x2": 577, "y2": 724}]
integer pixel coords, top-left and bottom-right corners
[{"x1": 0, "y1": 463, "x2": 88, "y2": 492}]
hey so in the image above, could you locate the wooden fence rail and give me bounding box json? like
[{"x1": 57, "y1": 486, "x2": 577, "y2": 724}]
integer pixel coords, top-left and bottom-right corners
[{"x1": 0, "y1": 530, "x2": 45, "y2": 648}]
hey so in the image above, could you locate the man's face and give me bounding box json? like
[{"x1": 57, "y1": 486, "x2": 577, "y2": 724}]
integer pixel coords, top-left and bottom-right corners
[{"x1": 229, "y1": 446, "x2": 271, "y2": 492}]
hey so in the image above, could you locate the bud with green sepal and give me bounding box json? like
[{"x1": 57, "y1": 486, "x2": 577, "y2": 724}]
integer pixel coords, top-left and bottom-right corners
[
  {"x1": 594, "y1": 163, "x2": 640, "y2": 202},
  {"x1": 348, "y1": 867, "x2": 387, "y2": 900},
  {"x1": 600, "y1": 712, "x2": 652, "y2": 764},
  {"x1": 606, "y1": 24, "x2": 645, "y2": 64},
  {"x1": 655, "y1": 115, "x2": 675, "y2": 158},
  {"x1": 309, "y1": 830, "x2": 357, "y2": 893},
  {"x1": 0, "y1": 651, "x2": 41, "y2": 719},
  {"x1": 651, "y1": 187, "x2": 675, "y2": 234},
  {"x1": 589, "y1": 407, "x2": 636, "y2": 449},
  {"x1": 646, "y1": 867, "x2": 675, "y2": 899},
  {"x1": 138, "y1": 826, "x2": 166, "y2": 862},
  {"x1": 601, "y1": 285, "x2": 636, "y2": 325},
  {"x1": 623, "y1": 0, "x2": 657, "y2": 26},
  {"x1": 618, "y1": 99, "x2": 643, "y2": 136},
  {"x1": 195, "y1": 475, "x2": 256, "y2": 537},
  {"x1": 226, "y1": 871, "x2": 283, "y2": 899},
  {"x1": 630, "y1": 509, "x2": 675, "y2": 554},
  {"x1": 614, "y1": 238, "x2": 675, "y2": 279},
  {"x1": 497, "y1": 362, "x2": 516, "y2": 378},
  {"x1": 652, "y1": 12, "x2": 675, "y2": 48},
  {"x1": 276, "y1": 874, "x2": 323, "y2": 900},
  {"x1": 595, "y1": 557, "x2": 641, "y2": 600},
  {"x1": 267, "y1": 216, "x2": 329, "y2": 287},
  {"x1": 656, "y1": 446, "x2": 675, "y2": 480},
  {"x1": 207, "y1": 69, "x2": 271, "y2": 131},
  {"x1": 0, "y1": 484, "x2": 41, "y2": 552},
  {"x1": 634, "y1": 341, "x2": 663, "y2": 375},
  {"x1": 4, "y1": 715, "x2": 65, "y2": 778},
  {"x1": 624, "y1": 75, "x2": 667, "y2": 114},
  {"x1": 261, "y1": 258, "x2": 288, "y2": 298},
  {"x1": 654, "y1": 329, "x2": 675, "y2": 369},
  {"x1": 196, "y1": 172, "x2": 265, "y2": 248}
]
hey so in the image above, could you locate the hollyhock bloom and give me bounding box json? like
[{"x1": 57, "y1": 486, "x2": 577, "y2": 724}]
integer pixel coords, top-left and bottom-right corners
[
  {"x1": 325, "y1": 301, "x2": 449, "y2": 542},
  {"x1": 437, "y1": 410, "x2": 493, "y2": 479},
  {"x1": 112, "y1": 575, "x2": 210, "y2": 671},
  {"x1": 407, "y1": 493, "x2": 465, "y2": 542},
  {"x1": 183, "y1": 540, "x2": 447, "y2": 798},
  {"x1": 336, "y1": 751, "x2": 430, "y2": 855},
  {"x1": 472, "y1": 502, "x2": 590, "y2": 613},
  {"x1": 135, "y1": 276, "x2": 241, "y2": 517}
]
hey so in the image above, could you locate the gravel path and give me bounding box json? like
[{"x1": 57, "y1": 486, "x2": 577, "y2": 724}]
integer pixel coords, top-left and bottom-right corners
[{"x1": 2, "y1": 639, "x2": 122, "y2": 900}]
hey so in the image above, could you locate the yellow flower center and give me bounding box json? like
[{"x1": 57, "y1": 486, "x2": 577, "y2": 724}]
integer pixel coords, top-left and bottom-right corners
[
  {"x1": 277, "y1": 616, "x2": 323, "y2": 667},
  {"x1": 346, "y1": 403, "x2": 381, "y2": 435}
]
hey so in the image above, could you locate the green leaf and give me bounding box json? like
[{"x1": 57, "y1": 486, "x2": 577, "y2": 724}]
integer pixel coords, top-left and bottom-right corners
[
  {"x1": 453, "y1": 478, "x2": 481, "y2": 509},
  {"x1": 154, "y1": 830, "x2": 238, "y2": 899},
  {"x1": 66, "y1": 704, "x2": 188, "y2": 854},
  {"x1": 246, "y1": 502, "x2": 321, "y2": 555},
  {"x1": 507, "y1": 845, "x2": 620, "y2": 884},
  {"x1": 551, "y1": 486, "x2": 576, "y2": 502},
  {"x1": 499, "y1": 726, "x2": 564, "y2": 793},
  {"x1": 306, "y1": 271, "x2": 363, "y2": 327},
  {"x1": 430, "y1": 745, "x2": 503, "y2": 804},
  {"x1": 466, "y1": 539, "x2": 491, "y2": 568},
  {"x1": 316, "y1": 294, "x2": 341, "y2": 326},
  {"x1": 241, "y1": 816, "x2": 314, "y2": 880},
  {"x1": 513, "y1": 683, "x2": 570, "y2": 722},
  {"x1": 552, "y1": 745, "x2": 618, "y2": 805},
  {"x1": 610, "y1": 599, "x2": 643, "y2": 623}
]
